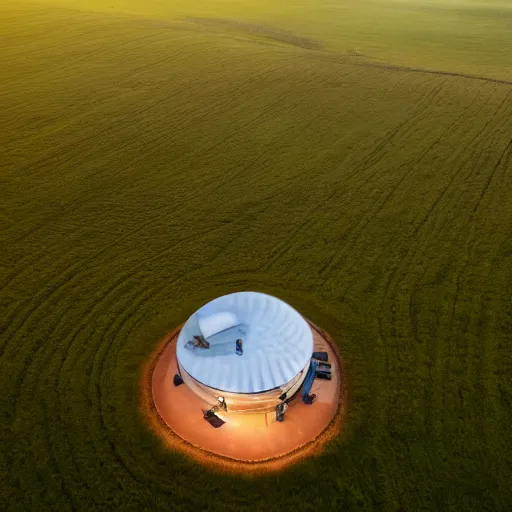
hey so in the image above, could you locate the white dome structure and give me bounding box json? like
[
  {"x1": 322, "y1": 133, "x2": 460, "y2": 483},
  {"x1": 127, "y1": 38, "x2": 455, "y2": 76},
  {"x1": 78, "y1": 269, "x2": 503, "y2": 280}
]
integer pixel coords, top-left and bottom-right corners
[{"x1": 175, "y1": 292, "x2": 314, "y2": 413}]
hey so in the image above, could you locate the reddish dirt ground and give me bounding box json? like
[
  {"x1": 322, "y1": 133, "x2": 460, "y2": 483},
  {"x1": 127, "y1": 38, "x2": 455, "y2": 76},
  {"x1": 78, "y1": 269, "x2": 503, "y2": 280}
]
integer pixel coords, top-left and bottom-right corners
[{"x1": 142, "y1": 322, "x2": 345, "y2": 473}]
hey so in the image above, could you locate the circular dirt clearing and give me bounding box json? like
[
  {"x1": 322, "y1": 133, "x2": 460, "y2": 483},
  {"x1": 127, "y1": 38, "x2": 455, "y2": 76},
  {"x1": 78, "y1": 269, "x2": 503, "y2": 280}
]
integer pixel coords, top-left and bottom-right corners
[{"x1": 146, "y1": 321, "x2": 343, "y2": 469}]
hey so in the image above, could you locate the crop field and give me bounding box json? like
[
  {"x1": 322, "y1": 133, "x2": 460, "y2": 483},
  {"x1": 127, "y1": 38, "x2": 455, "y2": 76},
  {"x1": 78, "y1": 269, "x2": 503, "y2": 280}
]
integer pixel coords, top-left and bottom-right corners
[{"x1": 1, "y1": 0, "x2": 512, "y2": 510}]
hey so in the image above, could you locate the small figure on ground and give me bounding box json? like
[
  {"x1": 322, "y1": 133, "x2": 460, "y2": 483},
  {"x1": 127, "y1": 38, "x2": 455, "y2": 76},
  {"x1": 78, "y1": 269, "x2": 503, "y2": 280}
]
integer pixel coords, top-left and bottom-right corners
[{"x1": 276, "y1": 401, "x2": 288, "y2": 422}]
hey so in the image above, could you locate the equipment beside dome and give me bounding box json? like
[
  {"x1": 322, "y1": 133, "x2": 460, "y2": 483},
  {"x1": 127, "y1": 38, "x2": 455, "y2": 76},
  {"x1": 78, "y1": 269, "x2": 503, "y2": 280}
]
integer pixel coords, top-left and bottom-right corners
[
  {"x1": 203, "y1": 396, "x2": 228, "y2": 428},
  {"x1": 301, "y1": 360, "x2": 318, "y2": 405}
]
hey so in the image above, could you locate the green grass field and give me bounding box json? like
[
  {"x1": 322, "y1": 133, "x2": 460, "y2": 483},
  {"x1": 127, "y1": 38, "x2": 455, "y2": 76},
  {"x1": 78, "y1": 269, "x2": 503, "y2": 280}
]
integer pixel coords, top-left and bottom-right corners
[{"x1": 1, "y1": 0, "x2": 512, "y2": 510}]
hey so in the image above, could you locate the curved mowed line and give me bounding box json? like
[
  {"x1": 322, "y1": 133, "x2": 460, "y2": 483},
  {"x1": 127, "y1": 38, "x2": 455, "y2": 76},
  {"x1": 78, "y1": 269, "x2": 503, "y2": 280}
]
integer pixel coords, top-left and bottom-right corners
[{"x1": 1, "y1": 3, "x2": 512, "y2": 511}]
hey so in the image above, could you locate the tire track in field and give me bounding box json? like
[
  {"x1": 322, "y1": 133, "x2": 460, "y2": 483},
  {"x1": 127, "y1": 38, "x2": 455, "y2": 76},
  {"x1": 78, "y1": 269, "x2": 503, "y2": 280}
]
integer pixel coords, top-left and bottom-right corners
[
  {"x1": 1, "y1": 35, "x2": 198, "y2": 105},
  {"x1": 303, "y1": 75, "x2": 452, "y2": 276},
  {"x1": 0, "y1": 144, "x2": 207, "y2": 283},
  {"x1": 20, "y1": 303, "x2": 82, "y2": 509},
  {"x1": 0, "y1": 212, "x2": 232, "y2": 360},
  {"x1": 258, "y1": 189, "x2": 340, "y2": 272},
  {"x1": 94, "y1": 286, "x2": 181, "y2": 486},
  {"x1": 1, "y1": 178, "x2": 221, "y2": 329},
  {"x1": 1, "y1": 29, "x2": 178, "y2": 92},
  {"x1": 21, "y1": 256, "x2": 186, "y2": 496},
  {"x1": 447, "y1": 135, "x2": 512, "y2": 452},
  {"x1": 375, "y1": 86, "x2": 512, "y2": 446},
  {"x1": 238, "y1": 96, "x2": 380, "y2": 268},
  {"x1": 1, "y1": 193, "x2": 237, "y2": 355},
  {"x1": 52, "y1": 275, "x2": 165, "y2": 498},
  {"x1": 320, "y1": 79, "x2": 490, "y2": 281},
  {"x1": 398, "y1": 87, "x2": 511, "y2": 254},
  {"x1": 356, "y1": 60, "x2": 512, "y2": 87},
  {"x1": 1, "y1": 216, "x2": 115, "y2": 502},
  {"x1": 0, "y1": 177, "x2": 143, "y2": 283},
  {"x1": 320, "y1": 83, "x2": 454, "y2": 274},
  {"x1": 307, "y1": 49, "x2": 512, "y2": 87},
  {"x1": 1, "y1": 259, "x2": 106, "y2": 497},
  {"x1": 196, "y1": 94, "x2": 334, "y2": 203},
  {"x1": 86, "y1": 286, "x2": 153, "y2": 492},
  {"x1": 6, "y1": 53, "x2": 297, "y2": 183},
  {"x1": 6, "y1": 78, "x2": 192, "y2": 179},
  {"x1": 86, "y1": 68, "x2": 327, "y2": 216},
  {"x1": 0, "y1": 254, "x2": 93, "y2": 356},
  {"x1": 105, "y1": 74, "x2": 294, "y2": 182},
  {"x1": 419, "y1": 109, "x2": 511, "y2": 323},
  {"x1": 390, "y1": 86, "x2": 511, "y2": 338},
  {"x1": 5, "y1": 69, "x2": 188, "y2": 174},
  {"x1": 472, "y1": 139, "x2": 512, "y2": 215},
  {"x1": 259, "y1": 73, "x2": 447, "y2": 272},
  {"x1": 449, "y1": 135, "x2": 512, "y2": 330}
]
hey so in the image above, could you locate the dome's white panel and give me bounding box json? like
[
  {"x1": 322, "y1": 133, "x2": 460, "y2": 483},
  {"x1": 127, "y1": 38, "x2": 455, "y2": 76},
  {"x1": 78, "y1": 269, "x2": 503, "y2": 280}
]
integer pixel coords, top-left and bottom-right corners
[
  {"x1": 197, "y1": 311, "x2": 240, "y2": 340},
  {"x1": 176, "y1": 292, "x2": 313, "y2": 394}
]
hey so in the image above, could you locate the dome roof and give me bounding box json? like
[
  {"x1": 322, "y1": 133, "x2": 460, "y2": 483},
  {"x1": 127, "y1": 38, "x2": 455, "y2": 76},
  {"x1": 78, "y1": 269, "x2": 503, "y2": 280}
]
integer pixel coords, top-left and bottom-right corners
[{"x1": 176, "y1": 292, "x2": 313, "y2": 394}]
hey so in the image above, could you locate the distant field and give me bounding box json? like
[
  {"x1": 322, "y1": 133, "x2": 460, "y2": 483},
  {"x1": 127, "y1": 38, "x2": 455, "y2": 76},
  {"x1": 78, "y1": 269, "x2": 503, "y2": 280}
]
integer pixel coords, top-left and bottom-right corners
[
  {"x1": 17, "y1": 0, "x2": 512, "y2": 81},
  {"x1": 1, "y1": 1, "x2": 512, "y2": 511}
]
